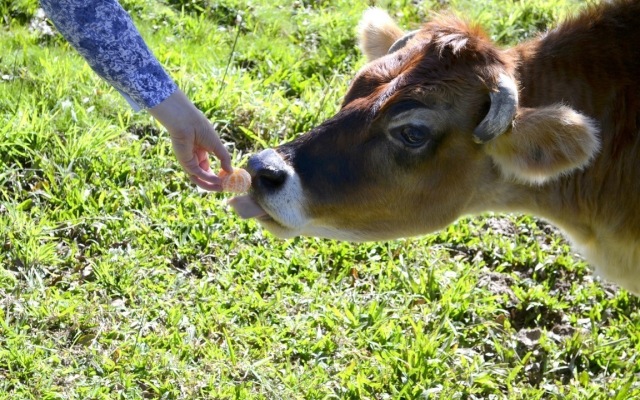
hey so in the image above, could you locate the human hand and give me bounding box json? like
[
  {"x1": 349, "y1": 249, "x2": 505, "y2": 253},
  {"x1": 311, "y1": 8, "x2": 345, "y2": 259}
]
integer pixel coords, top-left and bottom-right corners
[{"x1": 149, "y1": 89, "x2": 233, "y2": 191}]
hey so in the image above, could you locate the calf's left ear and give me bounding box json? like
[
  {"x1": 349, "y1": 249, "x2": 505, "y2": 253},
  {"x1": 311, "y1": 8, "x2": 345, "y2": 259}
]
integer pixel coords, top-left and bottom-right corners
[
  {"x1": 484, "y1": 105, "x2": 600, "y2": 184},
  {"x1": 358, "y1": 8, "x2": 405, "y2": 61}
]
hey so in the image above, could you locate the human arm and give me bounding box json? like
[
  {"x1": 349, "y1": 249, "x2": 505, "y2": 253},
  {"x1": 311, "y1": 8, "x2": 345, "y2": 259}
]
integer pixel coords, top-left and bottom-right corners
[{"x1": 40, "y1": 0, "x2": 233, "y2": 189}]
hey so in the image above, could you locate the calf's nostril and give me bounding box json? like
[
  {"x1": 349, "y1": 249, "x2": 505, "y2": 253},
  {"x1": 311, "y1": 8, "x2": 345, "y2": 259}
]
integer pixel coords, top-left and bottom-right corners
[
  {"x1": 247, "y1": 149, "x2": 289, "y2": 192},
  {"x1": 256, "y1": 168, "x2": 287, "y2": 191}
]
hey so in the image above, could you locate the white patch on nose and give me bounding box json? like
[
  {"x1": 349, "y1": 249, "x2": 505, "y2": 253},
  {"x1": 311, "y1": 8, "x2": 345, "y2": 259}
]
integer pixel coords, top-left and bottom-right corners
[
  {"x1": 255, "y1": 152, "x2": 309, "y2": 238},
  {"x1": 253, "y1": 151, "x2": 371, "y2": 241}
]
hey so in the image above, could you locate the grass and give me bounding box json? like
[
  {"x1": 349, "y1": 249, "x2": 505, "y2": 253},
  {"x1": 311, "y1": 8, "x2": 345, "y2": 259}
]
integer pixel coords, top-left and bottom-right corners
[{"x1": 1, "y1": 0, "x2": 639, "y2": 399}]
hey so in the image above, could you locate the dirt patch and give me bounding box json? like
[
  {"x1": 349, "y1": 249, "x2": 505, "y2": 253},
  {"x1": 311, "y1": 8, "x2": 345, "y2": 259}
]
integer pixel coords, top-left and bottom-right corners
[{"x1": 477, "y1": 271, "x2": 517, "y2": 306}]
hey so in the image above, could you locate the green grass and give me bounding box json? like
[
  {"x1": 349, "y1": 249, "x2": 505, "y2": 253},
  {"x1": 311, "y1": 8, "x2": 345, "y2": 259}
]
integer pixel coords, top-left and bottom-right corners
[{"x1": 1, "y1": 0, "x2": 639, "y2": 399}]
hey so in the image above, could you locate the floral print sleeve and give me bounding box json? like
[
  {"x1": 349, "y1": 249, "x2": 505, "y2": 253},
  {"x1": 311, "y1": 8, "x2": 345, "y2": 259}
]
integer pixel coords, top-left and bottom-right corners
[{"x1": 40, "y1": 0, "x2": 178, "y2": 111}]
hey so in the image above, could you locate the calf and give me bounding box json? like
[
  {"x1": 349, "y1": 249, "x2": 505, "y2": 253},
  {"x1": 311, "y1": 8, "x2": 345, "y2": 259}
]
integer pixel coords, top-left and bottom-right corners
[{"x1": 230, "y1": 0, "x2": 640, "y2": 293}]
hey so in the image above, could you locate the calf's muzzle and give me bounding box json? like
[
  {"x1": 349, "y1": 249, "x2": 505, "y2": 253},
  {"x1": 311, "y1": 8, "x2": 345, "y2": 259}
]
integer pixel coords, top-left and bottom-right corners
[{"x1": 247, "y1": 148, "x2": 289, "y2": 193}]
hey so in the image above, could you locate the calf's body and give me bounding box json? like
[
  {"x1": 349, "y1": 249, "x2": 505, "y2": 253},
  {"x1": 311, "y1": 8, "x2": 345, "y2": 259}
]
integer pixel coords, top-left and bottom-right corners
[
  {"x1": 230, "y1": 0, "x2": 640, "y2": 293},
  {"x1": 505, "y1": 3, "x2": 640, "y2": 291}
]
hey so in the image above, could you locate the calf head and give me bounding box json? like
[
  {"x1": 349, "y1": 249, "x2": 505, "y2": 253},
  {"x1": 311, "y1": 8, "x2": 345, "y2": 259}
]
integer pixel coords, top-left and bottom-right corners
[{"x1": 230, "y1": 8, "x2": 599, "y2": 241}]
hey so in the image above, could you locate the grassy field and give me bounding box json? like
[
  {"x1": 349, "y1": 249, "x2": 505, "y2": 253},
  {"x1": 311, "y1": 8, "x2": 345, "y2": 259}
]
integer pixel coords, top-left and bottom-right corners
[{"x1": 1, "y1": 0, "x2": 639, "y2": 398}]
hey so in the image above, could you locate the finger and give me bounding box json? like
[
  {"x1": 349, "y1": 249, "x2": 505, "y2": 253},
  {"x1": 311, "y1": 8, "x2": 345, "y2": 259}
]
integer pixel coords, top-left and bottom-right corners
[
  {"x1": 197, "y1": 125, "x2": 233, "y2": 172},
  {"x1": 188, "y1": 174, "x2": 224, "y2": 192},
  {"x1": 178, "y1": 151, "x2": 222, "y2": 183},
  {"x1": 199, "y1": 158, "x2": 210, "y2": 172},
  {"x1": 185, "y1": 163, "x2": 223, "y2": 185},
  {"x1": 211, "y1": 135, "x2": 233, "y2": 172},
  {"x1": 194, "y1": 150, "x2": 210, "y2": 173}
]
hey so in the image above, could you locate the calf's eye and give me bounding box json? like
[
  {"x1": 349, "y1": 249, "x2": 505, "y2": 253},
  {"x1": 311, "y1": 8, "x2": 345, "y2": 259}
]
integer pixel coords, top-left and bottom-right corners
[{"x1": 396, "y1": 125, "x2": 430, "y2": 148}]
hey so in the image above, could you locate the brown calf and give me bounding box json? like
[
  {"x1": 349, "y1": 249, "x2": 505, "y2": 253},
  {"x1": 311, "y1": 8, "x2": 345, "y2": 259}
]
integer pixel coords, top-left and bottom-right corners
[{"x1": 230, "y1": 0, "x2": 640, "y2": 293}]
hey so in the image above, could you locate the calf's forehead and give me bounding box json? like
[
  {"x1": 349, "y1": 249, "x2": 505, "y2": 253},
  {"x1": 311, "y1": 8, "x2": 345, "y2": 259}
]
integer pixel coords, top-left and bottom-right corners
[{"x1": 342, "y1": 49, "x2": 422, "y2": 107}]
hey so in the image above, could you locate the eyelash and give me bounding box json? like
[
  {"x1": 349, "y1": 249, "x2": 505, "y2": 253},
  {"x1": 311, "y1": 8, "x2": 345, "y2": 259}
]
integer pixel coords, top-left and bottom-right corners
[{"x1": 393, "y1": 125, "x2": 430, "y2": 147}]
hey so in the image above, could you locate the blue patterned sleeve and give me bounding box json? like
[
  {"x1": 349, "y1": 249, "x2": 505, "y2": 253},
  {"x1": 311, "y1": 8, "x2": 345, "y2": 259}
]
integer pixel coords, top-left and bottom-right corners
[{"x1": 40, "y1": 0, "x2": 178, "y2": 111}]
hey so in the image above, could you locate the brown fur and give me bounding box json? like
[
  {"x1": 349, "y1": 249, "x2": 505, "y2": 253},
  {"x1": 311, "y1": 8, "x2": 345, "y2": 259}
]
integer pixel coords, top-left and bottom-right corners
[
  {"x1": 250, "y1": 0, "x2": 640, "y2": 293},
  {"x1": 486, "y1": 105, "x2": 600, "y2": 183}
]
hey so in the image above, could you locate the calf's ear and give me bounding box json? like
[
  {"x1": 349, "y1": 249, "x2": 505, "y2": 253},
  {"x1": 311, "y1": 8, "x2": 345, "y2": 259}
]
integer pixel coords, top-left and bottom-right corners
[
  {"x1": 358, "y1": 8, "x2": 405, "y2": 61},
  {"x1": 484, "y1": 105, "x2": 600, "y2": 184}
]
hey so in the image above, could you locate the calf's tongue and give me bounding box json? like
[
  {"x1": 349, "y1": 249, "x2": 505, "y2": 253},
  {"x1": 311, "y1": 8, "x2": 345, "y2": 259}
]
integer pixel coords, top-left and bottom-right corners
[{"x1": 228, "y1": 195, "x2": 268, "y2": 219}]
